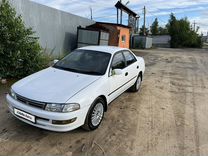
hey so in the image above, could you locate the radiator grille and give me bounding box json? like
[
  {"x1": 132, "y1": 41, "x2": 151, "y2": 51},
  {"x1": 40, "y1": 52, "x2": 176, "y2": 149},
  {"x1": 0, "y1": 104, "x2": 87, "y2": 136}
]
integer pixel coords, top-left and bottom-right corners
[{"x1": 16, "y1": 94, "x2": 46, "y2": 110}]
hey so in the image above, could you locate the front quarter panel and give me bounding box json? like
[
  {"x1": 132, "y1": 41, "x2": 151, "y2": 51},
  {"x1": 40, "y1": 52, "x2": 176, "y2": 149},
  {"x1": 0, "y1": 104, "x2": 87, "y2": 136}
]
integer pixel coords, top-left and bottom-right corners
[{"x1": 66, "y1": 76, "x2": 109, "y2": 109}]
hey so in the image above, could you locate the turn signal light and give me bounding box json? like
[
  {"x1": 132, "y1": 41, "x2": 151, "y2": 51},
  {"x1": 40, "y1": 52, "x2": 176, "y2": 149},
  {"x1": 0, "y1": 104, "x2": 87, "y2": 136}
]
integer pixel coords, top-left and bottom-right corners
[{"x1": 52, "y1": 117, "x2": 77, "y2": 125}]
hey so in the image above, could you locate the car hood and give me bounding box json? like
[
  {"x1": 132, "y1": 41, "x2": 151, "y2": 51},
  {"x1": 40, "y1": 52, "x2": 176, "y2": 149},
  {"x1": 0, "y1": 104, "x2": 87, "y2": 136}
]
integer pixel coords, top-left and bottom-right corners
[{"x1": 12, "y1": 67, "x2": 101, "y2": 103}]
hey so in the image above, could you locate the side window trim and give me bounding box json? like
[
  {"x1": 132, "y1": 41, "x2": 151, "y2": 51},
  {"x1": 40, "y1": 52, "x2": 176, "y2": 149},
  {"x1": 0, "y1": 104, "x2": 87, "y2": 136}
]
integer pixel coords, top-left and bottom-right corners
[
  {"x1": 123, "y1": 50, "x2": 137, "y2": 67},
  {"x1": 121, "y1": 51, "x2": 127, "y2": 67}
]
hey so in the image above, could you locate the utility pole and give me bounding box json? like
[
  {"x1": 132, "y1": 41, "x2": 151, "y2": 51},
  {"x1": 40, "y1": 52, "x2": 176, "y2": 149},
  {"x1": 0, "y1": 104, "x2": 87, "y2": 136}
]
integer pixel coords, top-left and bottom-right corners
[
  {"x1": 117, "y1": 8, "x2": 119, "y2": 24},
  {"x1": 143, "y1": 6, "x2": 146, "y2": 36},
  {"x1": 193, "y1": 20, "x2": 196, "y2": 32},
  {"x1": 90, "y1": 7, "x2": 93, "y2": 20},
  {"x1": 120, "y1": 0, "x2": 122, "y2": 24},
  {"x1": 207, "y1": 31, "x2": 208, "y2": 42},
  {"x1": 125, "y1": 1, "x2": 130, "y2": 5},
  {"x1": 136, "y1": 15, "x2": 140, "y2": 33},
  {"x1": 137, "y1": 17, "x2": 140, "y2": 33}
]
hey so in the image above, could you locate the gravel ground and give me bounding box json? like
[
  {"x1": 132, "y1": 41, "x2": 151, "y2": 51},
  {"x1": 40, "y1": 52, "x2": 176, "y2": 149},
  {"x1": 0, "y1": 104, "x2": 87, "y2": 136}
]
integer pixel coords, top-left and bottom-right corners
[{"x1": 0, "y1": 48, "x2": 208, "y2": 156}]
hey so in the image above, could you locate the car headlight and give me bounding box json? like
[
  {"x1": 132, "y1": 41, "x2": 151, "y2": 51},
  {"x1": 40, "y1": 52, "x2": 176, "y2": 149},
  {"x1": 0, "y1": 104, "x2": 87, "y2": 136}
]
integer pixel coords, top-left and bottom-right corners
[
  {"x1": 10, "y1": 88, "x2": 17, "y2": 99},
  {"x1": 45, "y1": 103, "x2": 80, "y2": 113}
]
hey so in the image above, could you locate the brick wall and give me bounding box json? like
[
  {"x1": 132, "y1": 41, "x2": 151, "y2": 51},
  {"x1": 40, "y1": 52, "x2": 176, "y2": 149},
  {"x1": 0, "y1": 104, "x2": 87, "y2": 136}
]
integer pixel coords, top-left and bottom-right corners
[
  {"x1": 117, "y1": 26, "x2": 130, "y2": 48},
  {"x1": 87, "y1": 23, "x2": 130, "y2": 48}
]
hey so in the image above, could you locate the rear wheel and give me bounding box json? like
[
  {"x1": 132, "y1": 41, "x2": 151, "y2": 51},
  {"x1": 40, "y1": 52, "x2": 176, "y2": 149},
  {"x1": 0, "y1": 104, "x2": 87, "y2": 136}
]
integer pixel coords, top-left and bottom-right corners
[
  {"x1": 82, "y1": 98, "x2": 105, "y2": 131},
  {"x1": 130, "y1": 74, "x2": 142, "y2": 92}
]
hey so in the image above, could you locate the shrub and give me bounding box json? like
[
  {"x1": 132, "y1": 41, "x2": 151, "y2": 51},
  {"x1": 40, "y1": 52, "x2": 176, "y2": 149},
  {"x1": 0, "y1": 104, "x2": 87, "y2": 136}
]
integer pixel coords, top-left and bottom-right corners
[{"x1": 0, "y1": 0, "x2": 49, "y2": 78}]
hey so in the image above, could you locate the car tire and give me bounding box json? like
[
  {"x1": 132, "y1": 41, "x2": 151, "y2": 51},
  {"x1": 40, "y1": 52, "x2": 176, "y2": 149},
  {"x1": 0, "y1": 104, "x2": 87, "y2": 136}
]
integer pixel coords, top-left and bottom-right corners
[
  {"x1": 130, "y1": 74, "x2": 142, "y2": 92},
  {"x1": 82, "y1": 97, "x2": 105, "y2": 131}
]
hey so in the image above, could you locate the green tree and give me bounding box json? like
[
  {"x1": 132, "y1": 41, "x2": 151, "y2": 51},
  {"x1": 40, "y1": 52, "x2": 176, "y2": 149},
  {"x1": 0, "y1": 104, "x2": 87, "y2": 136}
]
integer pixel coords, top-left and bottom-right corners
[
  {"x1": 151, "y1": 18, "x2": 159, "y2": 35},
  {"x1": 0, "y1": 0, "x2": 48, "y2": 78},
  {"x1": 167, "y1": 13, "x2": 202, "y2": 48},
  {"x1": 167, "y1": 13, "x2": 179, "y2": 47},
  {"x1": 139, "y1": 25, "x2": 149, "y2": 36},
  {"x1": 158, "y1": 26, "x2": 168, "y2": 35}
]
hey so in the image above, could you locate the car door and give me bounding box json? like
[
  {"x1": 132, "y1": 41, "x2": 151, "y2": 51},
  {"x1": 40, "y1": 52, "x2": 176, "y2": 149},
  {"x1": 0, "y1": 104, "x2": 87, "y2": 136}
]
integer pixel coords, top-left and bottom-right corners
[
  {"x1": 108, "y1": 52, "x2": 127, "y2": 102},
  {"x1": 122, "y1": 50, "x2": 139, "y2": 89}
]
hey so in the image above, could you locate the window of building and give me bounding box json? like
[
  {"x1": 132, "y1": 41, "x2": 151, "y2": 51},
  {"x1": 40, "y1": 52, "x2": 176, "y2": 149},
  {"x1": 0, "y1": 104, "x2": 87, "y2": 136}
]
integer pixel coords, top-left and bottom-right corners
[{"x1": 121, "y1": 35, "x2": 126, "y2": 43}]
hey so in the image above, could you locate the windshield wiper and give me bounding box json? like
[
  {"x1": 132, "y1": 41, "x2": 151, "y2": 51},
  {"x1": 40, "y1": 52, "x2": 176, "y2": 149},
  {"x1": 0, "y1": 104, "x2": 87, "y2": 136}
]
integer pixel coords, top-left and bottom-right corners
[
  {"x1": 53, "y1": 66, "x2": 102, "y2": 75},
  {"x1": 53, "y1": 66, "x2": 78, "y2": 72},
  {"x1": 83, "y1": 71, "x2": 102, "y2": 75}
]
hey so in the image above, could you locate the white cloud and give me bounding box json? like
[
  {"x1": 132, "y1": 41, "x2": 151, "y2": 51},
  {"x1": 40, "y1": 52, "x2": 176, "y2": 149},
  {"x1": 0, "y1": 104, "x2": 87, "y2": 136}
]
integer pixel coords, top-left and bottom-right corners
[
  {"x1": 30, "y1": 0, "x2": 208, "y2": 35},
  {"x1": 190, "y1": 10, "x2": 208, "y2": 35}
]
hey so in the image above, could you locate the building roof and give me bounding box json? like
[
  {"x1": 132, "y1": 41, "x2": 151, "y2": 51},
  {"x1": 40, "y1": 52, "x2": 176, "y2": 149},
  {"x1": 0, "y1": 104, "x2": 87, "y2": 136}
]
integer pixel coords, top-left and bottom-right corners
[
  {"x1": 115, "y1": 1, "x2": 137, "y2": 17},
  {"x1": 78, "y1": 46, "x2": 129, "y2": 54},
  {"x1": 93, "y1": 22, "x2": 131, "y2": 29},
  {"x1": 78, "y1": 26, "x2": 109, "y2": 33}
]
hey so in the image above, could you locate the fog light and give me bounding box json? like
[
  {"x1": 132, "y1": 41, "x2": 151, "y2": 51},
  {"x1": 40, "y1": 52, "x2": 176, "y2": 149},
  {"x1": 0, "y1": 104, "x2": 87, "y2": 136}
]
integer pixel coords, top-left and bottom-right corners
[{"x1": 52, "y1": 117, "x2": 77, "y2": 125}]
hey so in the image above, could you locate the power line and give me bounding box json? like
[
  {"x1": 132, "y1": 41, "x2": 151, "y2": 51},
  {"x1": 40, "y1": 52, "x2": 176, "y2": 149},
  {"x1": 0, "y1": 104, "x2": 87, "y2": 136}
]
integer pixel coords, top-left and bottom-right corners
[{"x1": 146, "y1": 9, "x2": 167, "y2": 24}]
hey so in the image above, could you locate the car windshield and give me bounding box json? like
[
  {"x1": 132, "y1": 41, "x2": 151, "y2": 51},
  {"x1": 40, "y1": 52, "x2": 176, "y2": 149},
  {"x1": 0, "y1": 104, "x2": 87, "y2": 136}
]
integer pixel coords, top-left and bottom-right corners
[{"x1": 53, "y1": 49, "x2": 111, "y2": 75}]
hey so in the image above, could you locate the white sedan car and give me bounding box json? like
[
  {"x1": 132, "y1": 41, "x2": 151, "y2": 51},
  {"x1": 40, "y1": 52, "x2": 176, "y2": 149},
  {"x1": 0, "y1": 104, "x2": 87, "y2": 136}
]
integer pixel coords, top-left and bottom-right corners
[{"x1": 6, "y1": 46, "x2": 145, "y2": 132}]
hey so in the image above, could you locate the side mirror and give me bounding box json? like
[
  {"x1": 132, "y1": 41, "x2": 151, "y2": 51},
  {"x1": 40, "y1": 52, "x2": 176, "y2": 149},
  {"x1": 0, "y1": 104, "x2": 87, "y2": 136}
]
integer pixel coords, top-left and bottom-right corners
[
  {"x1": 49, "y1": 59, "x2": 59, "y2": 66},
  {"x1": 112, "y1": 69, "x2": 122, "y2": 76},
  {"x1": 53, "y1": 59, "x2": 59, "y2": 64}
]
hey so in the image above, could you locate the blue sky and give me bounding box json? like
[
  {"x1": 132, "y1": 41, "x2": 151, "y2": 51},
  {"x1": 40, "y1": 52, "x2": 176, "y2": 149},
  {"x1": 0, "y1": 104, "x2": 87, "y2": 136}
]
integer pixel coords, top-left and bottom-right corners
[{"x1": 31, "y1": 0, "x2": 208, "y2": 35}]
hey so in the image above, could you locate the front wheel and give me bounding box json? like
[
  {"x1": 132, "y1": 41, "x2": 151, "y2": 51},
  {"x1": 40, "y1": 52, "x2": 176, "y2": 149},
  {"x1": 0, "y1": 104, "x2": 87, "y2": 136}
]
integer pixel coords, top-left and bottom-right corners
[
  {"x1": 82, "y1": 98, "x2": 105, "y2": 131},
  {"x1": 130, "y1": 74, "x2": 142, "y2": 92}
]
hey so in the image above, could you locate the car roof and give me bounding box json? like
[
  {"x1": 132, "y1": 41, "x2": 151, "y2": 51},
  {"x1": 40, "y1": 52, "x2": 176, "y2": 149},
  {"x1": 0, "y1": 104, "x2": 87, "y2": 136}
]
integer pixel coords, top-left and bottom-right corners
[{"x1": 78, "y1": 46, "x2": 129, "y2": 55}]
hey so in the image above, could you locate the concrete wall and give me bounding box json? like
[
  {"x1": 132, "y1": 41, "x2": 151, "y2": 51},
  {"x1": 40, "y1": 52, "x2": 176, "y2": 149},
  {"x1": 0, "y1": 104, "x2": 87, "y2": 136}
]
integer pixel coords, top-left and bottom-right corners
[
  {"x1": 4, "y1": 0, "x2": 95, "y2": 56},
  {"x1": 131, "y1": 35, "x2": 152, "y2": 49},
  {"x1": 152, "y1": 35, "x2": 171, "y2": 48},
  {"x1": 202, "y1": 36, "x2": 208, "y2": 43}
]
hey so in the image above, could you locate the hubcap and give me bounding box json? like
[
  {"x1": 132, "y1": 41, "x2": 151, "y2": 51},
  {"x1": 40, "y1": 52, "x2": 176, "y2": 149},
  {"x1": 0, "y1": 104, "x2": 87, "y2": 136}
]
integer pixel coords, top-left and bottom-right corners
[
  {"x1": 136, "y1": 76, "x2": 141, "y2": 90},
  {"x1": 91, "y1": 103, "x2": 104, "y2": 126}
]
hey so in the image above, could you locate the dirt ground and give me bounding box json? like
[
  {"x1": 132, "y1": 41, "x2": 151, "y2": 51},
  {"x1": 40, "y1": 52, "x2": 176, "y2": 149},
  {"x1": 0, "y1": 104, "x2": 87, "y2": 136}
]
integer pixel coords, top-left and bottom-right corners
[{"x1": 1, "y1": 48, "x2": 208, "y2": 156}]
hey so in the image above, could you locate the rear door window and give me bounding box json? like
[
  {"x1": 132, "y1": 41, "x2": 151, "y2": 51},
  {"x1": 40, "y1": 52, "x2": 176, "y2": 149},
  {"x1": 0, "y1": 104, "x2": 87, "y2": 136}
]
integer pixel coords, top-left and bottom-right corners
[{"x1": 123, "y1": 51, "x2": 137, "y2": 66}]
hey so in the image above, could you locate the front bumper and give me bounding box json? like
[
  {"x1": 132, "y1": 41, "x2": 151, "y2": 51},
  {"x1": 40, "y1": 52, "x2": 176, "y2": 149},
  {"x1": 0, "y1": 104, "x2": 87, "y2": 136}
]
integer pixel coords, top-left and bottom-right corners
[{"x1": 6, "y1": 94, "x2": 89, "y2": 132}]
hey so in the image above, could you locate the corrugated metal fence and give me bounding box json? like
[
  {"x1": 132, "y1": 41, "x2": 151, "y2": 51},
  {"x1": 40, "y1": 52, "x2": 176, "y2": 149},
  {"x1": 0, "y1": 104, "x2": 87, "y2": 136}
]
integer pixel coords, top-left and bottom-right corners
[{"x1": 2, "y1": 0, "x2": 95, "y2": 56}]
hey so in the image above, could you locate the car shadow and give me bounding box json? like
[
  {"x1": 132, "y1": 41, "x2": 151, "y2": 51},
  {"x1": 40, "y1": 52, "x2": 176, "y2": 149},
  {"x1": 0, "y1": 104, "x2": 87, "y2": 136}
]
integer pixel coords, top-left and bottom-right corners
[{"x1": 2, "y1": 116, "x2": 88, "y2": 143}]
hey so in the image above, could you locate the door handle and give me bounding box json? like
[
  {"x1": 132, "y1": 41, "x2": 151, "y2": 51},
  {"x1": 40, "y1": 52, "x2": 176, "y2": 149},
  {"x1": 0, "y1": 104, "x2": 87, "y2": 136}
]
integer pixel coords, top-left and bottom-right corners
[
  {"x1": 137, "y1": 66, "x2": 139, "y2": 69},
  {"x1": 125, "y1": 72, "x2": 128, "y2": 76}
]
